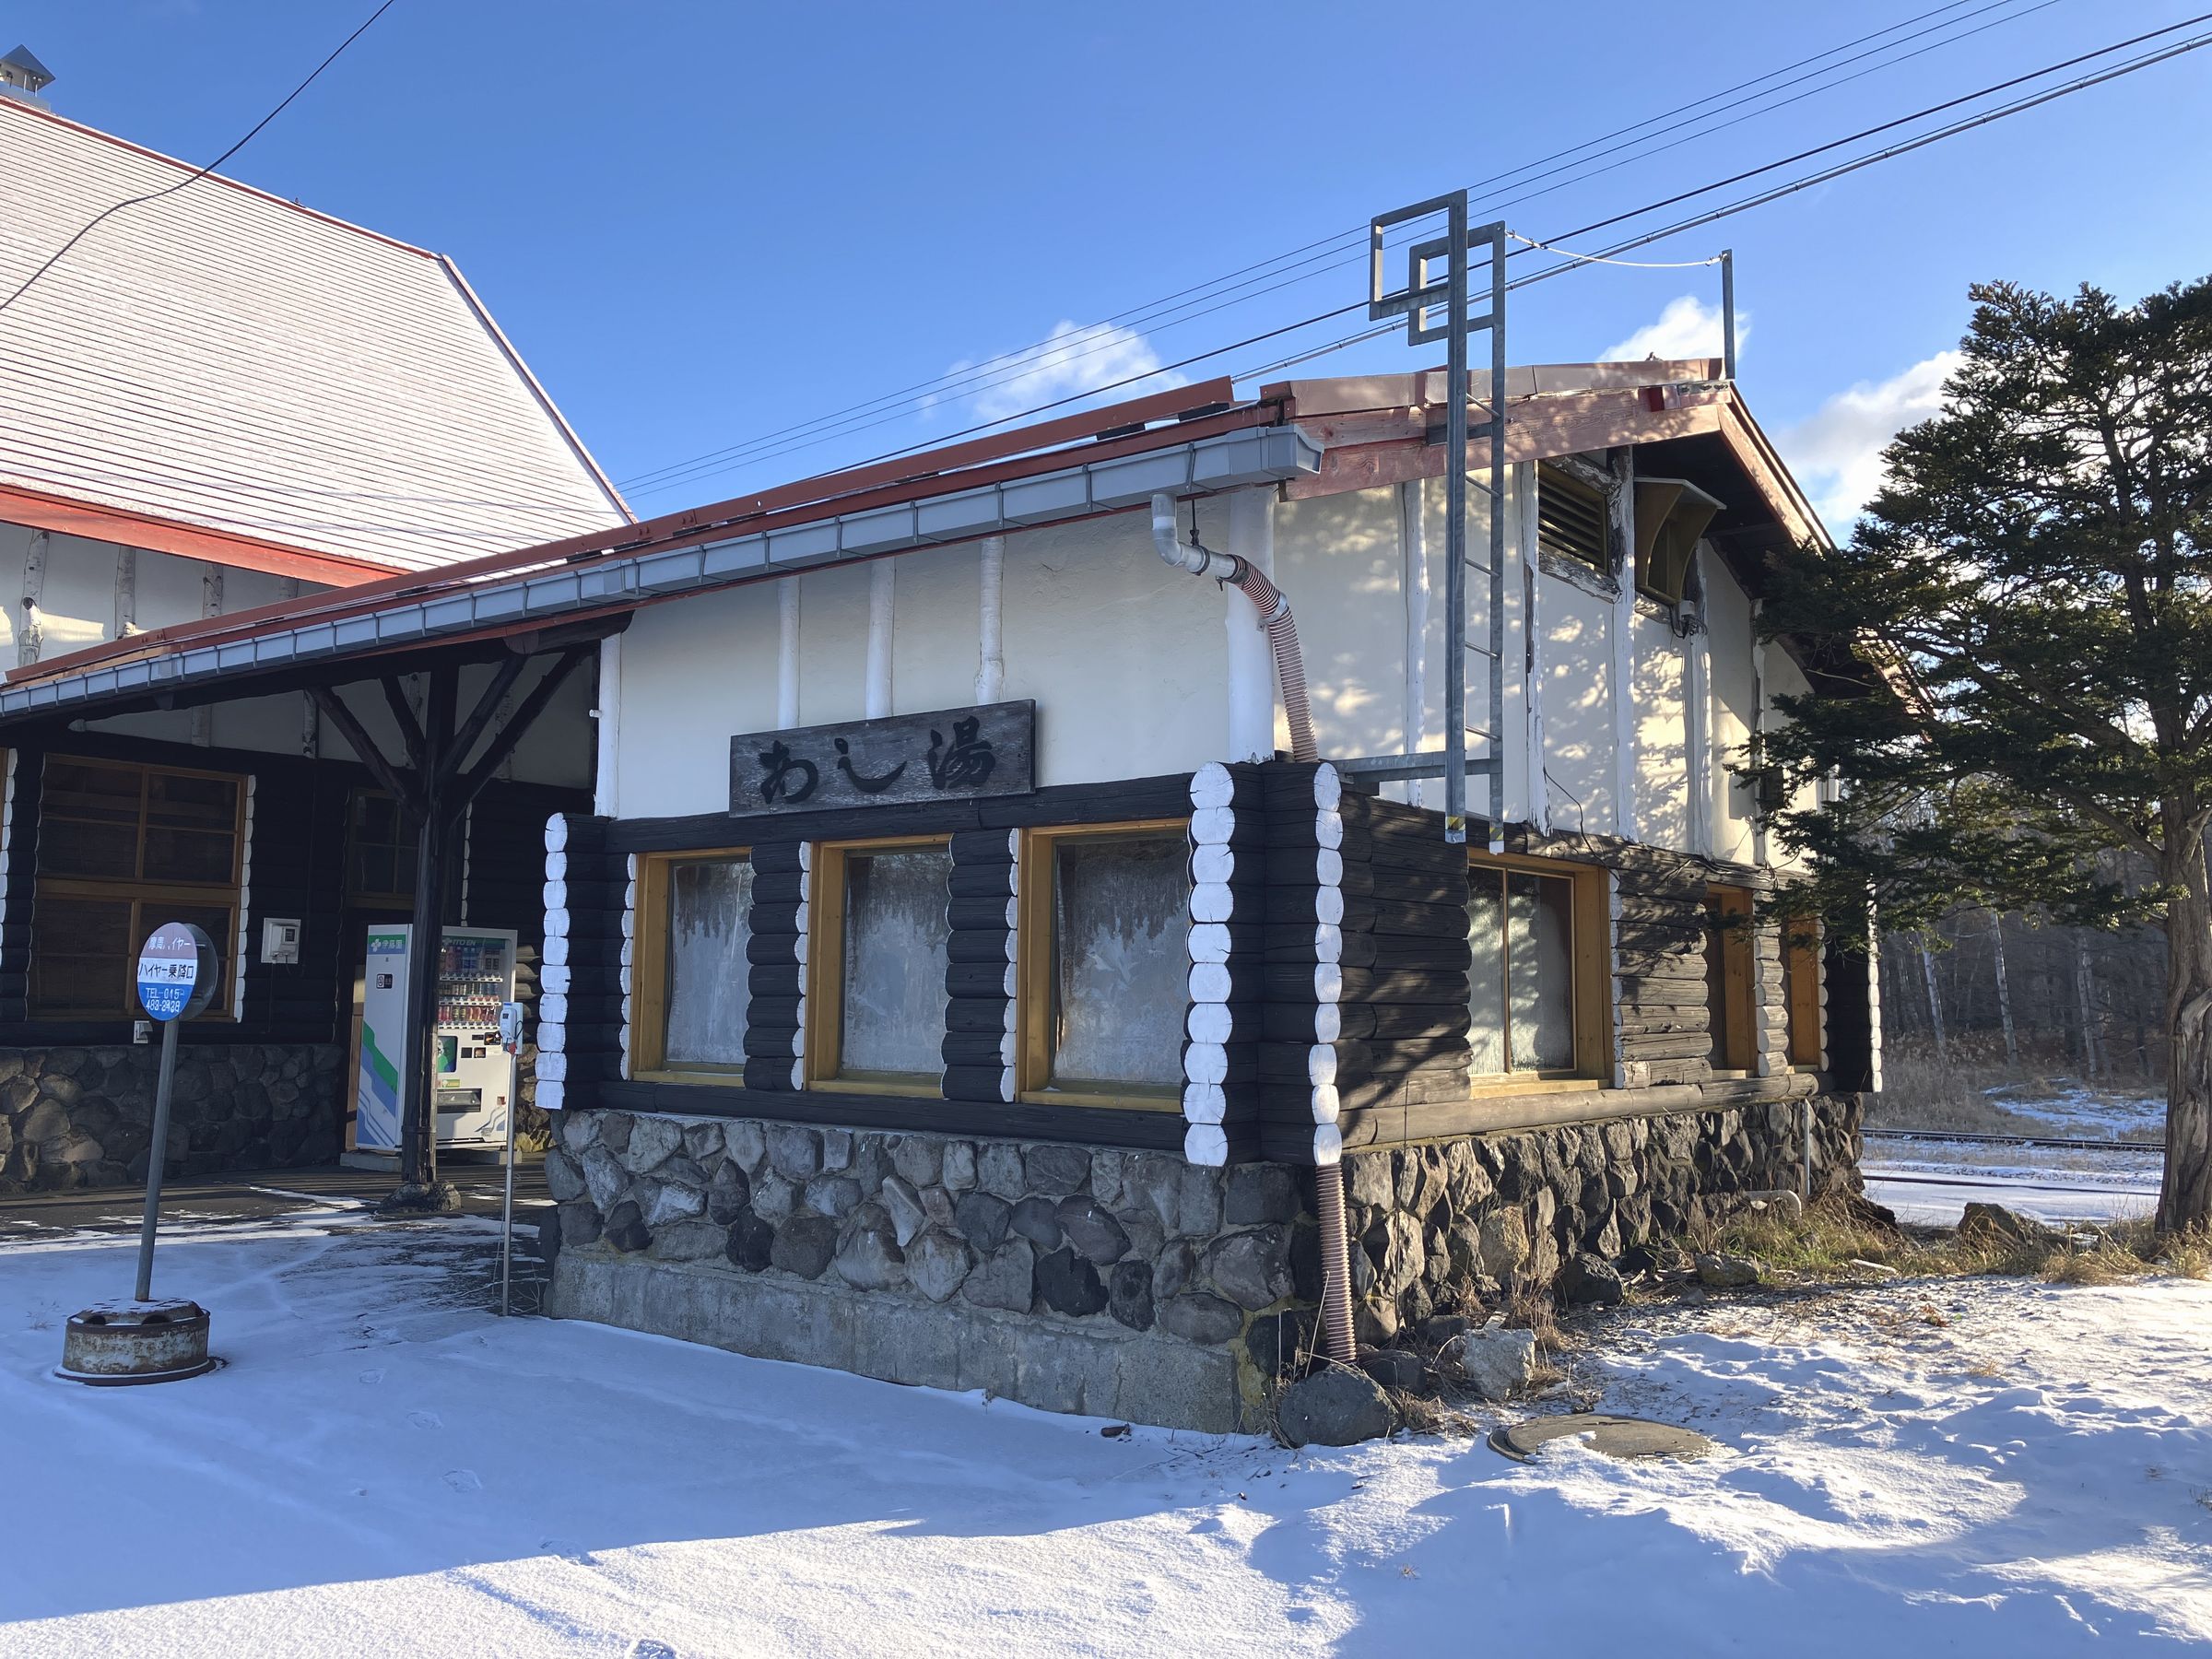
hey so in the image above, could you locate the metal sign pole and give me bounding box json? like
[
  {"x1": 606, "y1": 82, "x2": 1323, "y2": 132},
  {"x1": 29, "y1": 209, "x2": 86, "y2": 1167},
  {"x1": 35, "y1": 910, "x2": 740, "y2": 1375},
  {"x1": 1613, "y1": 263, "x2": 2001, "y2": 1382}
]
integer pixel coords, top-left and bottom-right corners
[
  {"x1": 497, "y1": 999, "x2": 524, "y2": 1318},
  {"x1": 133, "y1": 1017, "x2": 182, "y2": 1302}
]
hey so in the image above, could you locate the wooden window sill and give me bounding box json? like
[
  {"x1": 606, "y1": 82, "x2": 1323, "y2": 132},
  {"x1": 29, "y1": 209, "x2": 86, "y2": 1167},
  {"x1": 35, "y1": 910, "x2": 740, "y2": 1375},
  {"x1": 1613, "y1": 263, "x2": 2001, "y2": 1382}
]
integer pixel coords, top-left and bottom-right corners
[
  {"x1": 1466, "y1": 1075, "x2": 1599, "y2": 1099},
  {"x1": 806, "y1": 1076, "x2": 943, "y2": 1100},
  {"x1": 1016, "y1": 1088, "x2": 1182, "y2": 1114}
]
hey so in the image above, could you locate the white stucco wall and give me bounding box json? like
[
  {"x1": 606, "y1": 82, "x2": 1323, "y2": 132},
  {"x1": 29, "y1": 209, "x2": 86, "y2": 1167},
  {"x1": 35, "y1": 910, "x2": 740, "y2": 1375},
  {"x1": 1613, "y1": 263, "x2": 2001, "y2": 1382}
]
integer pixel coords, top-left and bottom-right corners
[
  {"x1": 1705, "y1": 555, "x2": 1759, "y2": 865},
  {"x1": 1631, "y1": 606, "x2": 1691, "y2": 853}
]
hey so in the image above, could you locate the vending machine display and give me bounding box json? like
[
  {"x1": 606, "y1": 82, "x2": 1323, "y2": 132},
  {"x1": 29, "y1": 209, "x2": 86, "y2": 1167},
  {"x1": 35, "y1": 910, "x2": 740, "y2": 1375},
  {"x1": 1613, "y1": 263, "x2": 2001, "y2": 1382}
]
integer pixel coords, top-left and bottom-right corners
[{"x1": 354, "y1": 925, "x2": 520, "y2": 1151}]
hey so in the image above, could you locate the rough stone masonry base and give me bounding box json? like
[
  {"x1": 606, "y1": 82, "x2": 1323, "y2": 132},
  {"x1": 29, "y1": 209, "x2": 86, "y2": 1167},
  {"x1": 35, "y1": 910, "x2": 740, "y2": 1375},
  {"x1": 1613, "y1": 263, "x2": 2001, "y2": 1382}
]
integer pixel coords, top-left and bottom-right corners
[{"x1": 542, "y1": 1096, "x2": 1862, "y2": 1433}]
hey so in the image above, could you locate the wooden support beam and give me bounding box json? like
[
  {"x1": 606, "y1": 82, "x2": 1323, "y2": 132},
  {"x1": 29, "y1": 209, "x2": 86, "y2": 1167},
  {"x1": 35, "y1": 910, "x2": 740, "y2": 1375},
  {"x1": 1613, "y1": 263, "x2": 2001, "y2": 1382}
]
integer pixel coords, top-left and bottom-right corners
[
  {"x1": 309, "y1": 686, "x2": 419, "y2": 812},
  {"x1": 380, "y1": 676, "x2": 426, "y2": 768},
  {"x1": 452, "y1": 647, "x2": 590, "y2": 814},
  {"x1": 447, "y1": 653, "x2": 531, "y2": 781}
]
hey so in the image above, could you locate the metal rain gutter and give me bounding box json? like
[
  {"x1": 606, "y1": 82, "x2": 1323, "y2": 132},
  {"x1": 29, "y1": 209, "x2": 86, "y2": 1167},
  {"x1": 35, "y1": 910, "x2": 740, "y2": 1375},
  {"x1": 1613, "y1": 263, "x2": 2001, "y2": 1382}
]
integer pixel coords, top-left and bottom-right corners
[{"x1": 1, "y1": 424, "x2": 1323, "y2": 723}]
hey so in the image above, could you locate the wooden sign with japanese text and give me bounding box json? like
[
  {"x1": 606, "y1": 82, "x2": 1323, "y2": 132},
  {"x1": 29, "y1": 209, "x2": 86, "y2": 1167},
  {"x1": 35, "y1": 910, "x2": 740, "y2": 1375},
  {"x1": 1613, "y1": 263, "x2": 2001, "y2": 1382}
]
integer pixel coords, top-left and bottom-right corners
[{"x1": 728, "y1": 700, "x2": 1036, "y2": 816}]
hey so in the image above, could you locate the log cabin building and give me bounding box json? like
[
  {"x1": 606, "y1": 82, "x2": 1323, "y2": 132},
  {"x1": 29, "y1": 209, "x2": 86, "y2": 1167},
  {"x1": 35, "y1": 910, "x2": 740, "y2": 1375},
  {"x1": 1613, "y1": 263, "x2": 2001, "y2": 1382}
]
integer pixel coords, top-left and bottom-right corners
[
  {"x1": 0, "y1": 87, "x2": 628, "y2": 1189},
  {"x1": 0, "y1": 354, "x2": 1877, "y2": 1431}
]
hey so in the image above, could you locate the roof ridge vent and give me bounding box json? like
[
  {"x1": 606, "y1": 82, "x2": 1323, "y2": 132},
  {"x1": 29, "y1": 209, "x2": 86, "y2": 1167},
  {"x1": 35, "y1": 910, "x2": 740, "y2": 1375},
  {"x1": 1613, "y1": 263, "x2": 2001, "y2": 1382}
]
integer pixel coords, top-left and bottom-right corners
[{"x1": 0, "y1": 44, "x2": 54, "y2": 108}]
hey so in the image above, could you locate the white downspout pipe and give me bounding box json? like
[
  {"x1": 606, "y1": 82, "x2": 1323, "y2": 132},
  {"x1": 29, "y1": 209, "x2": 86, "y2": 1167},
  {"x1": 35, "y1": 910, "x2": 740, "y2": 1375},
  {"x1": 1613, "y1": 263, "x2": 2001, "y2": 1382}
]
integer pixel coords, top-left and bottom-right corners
[
  {"x1": 975, "y1": 535, "x2": 1006, "y2": 704},
  {"x1": 865, "y1": 560, "x2": 895, "y2": 719},
  {"x1": 1150, "y1": 491, "x2": 1355, "y2": 1367},
  {"x1": 592, "y1": 633, "x2": 621, "y2": 818},
  {"x1": 777, "y1": 578, "x2": 801, "y2": 728}
]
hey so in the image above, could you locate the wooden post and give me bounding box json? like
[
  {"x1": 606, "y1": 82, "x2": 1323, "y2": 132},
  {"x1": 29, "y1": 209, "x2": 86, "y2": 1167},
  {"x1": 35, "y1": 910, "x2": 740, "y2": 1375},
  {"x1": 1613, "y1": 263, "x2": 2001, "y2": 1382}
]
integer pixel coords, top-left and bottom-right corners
[{"x1": 1919, "y1": 942, "x2": 1948, "y2": 1069}]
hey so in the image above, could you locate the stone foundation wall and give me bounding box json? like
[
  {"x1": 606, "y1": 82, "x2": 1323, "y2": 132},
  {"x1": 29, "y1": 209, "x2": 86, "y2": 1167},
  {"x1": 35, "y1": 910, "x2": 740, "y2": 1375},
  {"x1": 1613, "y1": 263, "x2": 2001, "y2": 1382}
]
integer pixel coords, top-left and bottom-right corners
[
  {"x1": 0, "y1": 1042, "x2": 345, "y2": 1192},
  {"x1": 543, "y1": 1093, "x2": 1863, "y2": 1432}
]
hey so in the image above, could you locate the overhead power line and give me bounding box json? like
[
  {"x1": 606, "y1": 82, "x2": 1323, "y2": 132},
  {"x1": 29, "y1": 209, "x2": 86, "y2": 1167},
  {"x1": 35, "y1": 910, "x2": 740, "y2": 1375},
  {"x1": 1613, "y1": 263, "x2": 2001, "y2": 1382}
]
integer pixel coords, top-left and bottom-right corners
[
  {"x1": 637, "y1": 13, "x2": 2212, "y2": 514},
  {"x1": 0, "y1": 0, "x2": 400, "y2": 319},
  {"x1": 616, "y1": 0, "x2": 2058, "y2": 497}
]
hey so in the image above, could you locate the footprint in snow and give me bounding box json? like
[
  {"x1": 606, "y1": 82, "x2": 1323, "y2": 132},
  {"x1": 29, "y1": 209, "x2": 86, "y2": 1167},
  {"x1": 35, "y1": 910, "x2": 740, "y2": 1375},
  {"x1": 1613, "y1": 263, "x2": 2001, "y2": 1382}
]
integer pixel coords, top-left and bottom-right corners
[
  {"x1": 629, "y1": 1642, "x2": 677, "y2": 1659},
  {"x1": 359, "y1": 1369, "x2": 383, "y2": 1385},
  {"x1": 540, "y1": 1537, "x2": 600, "y2": 1567},
  {"x1": 441, "y1": 1469, "x2": 483, "y2": 1494},
  {"x1": 406, "y1": 1409, "x2": 441, "y2": 1430}
]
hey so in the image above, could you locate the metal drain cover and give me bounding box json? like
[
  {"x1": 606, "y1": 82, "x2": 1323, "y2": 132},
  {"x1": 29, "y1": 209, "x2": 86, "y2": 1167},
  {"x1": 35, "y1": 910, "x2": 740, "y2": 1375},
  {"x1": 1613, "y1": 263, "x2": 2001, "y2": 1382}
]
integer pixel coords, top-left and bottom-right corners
[{"x1": 1488, "y1": 1413, "x2": 1713, "y2": 1463}]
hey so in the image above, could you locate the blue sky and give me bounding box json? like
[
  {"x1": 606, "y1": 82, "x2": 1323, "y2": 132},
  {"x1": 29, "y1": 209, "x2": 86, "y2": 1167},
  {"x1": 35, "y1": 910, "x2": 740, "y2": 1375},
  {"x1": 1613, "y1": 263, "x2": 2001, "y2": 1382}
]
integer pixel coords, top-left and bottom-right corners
[{"x1": 11, "y1": 0, "x2": 2212, "y2": 530}]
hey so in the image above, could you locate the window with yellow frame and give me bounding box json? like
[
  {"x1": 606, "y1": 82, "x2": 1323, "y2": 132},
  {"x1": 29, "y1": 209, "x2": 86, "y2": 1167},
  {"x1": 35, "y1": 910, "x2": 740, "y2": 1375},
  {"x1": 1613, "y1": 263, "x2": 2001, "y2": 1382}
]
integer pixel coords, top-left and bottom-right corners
[
  {"x1": 1016, "y1": 820, "x2": 1190, "y2": 1110},
  {"x1": 1465, "y1": 852, "x2": 1609, "y2": 1087},
  {"x1": 1783, "y1": 920, "x2": 1823, "y2": 1068},
  {"x1": 806, "y1": 835, "x2": 953, "y2": 1095},
  {"x1": 629, "y1": 846, "x2": 753, "y2": 1077},
  {"x1": 1703, "y1": 884, "x2": 1757, "y2": 1073}
]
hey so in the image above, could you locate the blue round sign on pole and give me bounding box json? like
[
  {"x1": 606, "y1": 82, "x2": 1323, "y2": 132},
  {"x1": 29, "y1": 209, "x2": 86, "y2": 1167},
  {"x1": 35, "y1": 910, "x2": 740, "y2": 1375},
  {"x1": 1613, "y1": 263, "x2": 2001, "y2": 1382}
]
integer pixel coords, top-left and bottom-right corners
[{"x1": 136, "y1": 922, "x2": 217, "y2": 1023}]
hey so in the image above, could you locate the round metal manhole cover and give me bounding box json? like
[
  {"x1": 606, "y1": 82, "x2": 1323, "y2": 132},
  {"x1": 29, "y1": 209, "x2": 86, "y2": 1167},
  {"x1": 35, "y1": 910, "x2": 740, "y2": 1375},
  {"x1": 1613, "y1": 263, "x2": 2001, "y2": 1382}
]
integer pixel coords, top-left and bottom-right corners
[{"x1": 1488, "y1": 1413, "x2": 1714, "y2": 1463}]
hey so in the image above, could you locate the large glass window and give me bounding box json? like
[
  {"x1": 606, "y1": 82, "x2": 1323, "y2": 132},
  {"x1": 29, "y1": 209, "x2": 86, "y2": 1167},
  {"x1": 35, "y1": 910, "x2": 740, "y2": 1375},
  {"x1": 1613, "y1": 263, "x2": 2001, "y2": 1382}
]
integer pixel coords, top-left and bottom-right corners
[
  {"x1": 1467, "y1": 864, "x2": 1581, "y2": 1077},
  {"x1": 631, "y1": 851, "x2": 754, "y2": 1075},
  {"x1": 344, "y1": 791, "x2": 420, "y2": 906},
  {"x1": 1019, "y1": 824, "x2": 1189, "y2": 1103},
  {"x1": 32, "y1": 757, "x2": 242, "y2": 1019},
  {"x1": 810, "y1": 839, "x2": 951, "y2": 1091}
]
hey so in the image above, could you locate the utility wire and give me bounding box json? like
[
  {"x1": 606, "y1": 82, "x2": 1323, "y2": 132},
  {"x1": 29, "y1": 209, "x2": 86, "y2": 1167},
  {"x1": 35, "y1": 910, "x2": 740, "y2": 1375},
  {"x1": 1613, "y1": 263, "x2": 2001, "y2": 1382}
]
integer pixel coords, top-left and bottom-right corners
[
  {"x1": 0, "y1": 0, "x2": 400, "y2": 319},
  {"x1": 641, "y1": 15, "x2": 2212, "y2": 514},
  {"x1": 616, "y1": 0, "x2": 2047, "y2": 495},
  {"x1": 648, "y1": 0, "x2": 2171, "y2": 500}
]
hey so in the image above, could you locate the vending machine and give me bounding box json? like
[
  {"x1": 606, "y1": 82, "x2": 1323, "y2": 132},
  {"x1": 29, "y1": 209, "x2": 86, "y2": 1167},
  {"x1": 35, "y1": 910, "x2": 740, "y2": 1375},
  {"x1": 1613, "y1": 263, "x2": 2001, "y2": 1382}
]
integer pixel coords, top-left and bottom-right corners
[{"x1": 354, "y1": 925, "x2": 520, "y2": 1152}]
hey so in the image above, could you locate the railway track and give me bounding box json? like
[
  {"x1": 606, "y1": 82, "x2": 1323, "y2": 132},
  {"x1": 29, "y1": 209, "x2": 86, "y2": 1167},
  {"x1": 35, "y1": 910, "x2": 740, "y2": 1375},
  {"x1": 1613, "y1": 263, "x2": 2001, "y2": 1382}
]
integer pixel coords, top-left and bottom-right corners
[{"x1": 1864, "y1": 1127, "x2": 2160, "y2": 1154}]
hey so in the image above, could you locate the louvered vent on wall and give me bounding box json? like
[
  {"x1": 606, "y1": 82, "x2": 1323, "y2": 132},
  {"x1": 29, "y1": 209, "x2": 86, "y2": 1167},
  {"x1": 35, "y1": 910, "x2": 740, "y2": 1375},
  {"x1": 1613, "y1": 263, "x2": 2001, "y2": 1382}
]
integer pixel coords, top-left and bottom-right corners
[{"x1": 1535, "y1": 463, "x2": 1609, "y2": 571}]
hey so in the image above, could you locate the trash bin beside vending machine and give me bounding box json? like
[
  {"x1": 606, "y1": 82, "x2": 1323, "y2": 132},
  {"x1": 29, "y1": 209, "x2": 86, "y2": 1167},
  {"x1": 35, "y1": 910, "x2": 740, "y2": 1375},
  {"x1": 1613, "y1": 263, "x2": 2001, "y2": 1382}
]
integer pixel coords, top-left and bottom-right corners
[{"x1": 350, "y1": 925, "x2": 521, "y2": 1155}]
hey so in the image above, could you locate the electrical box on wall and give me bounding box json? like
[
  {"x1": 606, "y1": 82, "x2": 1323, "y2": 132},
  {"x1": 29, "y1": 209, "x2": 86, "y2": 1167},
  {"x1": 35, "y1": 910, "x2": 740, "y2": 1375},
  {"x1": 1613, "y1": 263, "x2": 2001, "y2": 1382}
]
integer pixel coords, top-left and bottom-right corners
[{"x1": 261, "y1": 917, "x2": 302, "y2": 965}]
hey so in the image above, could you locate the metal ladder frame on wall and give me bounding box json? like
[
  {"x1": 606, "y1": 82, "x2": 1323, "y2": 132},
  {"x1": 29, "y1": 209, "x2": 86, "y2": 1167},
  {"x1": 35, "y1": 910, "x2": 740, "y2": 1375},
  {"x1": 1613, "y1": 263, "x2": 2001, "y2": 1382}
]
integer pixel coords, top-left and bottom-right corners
[{"x1": 1334, "y1": 191, "x2": 1508, "y2": 851}]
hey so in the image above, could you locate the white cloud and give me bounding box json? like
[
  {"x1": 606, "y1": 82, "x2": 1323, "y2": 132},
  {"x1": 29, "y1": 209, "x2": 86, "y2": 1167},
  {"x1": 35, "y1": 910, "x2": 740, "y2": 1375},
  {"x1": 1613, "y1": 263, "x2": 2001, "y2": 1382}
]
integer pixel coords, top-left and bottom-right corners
[
  {"x1": 932, "y1": 321, "x2": 1184, "y2": 424},
  {"x1": 1602, "y1": 294, "x2": 1744, "y2": 365},
  {"x1": 1777, "y1": 350, "x2": 1961, "y2": 529}
]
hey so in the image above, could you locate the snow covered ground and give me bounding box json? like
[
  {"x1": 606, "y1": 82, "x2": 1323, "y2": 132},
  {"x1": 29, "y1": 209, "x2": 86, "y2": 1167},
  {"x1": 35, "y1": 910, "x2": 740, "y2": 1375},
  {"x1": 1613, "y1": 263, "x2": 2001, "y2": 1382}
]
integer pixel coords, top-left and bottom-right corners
[
  {"x1": 4, "y1": 1210, "x2": 2209, "y2": 1655},
  {"x1": 1864, "y1": 1137, "x2": 2163, "y2": 1226}
]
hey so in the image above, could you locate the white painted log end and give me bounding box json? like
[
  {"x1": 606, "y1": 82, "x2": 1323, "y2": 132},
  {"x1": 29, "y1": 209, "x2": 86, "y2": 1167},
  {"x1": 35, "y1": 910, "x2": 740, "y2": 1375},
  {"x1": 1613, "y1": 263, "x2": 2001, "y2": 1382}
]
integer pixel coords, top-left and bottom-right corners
[
  {"x1": 1189, "y1": 760, "x2": 1237, "y2": 810},
  {"x1": 544, "y1": 935, "x2": 571, "y2": 968},
  {"x1": 795, "y1": 843, "x2": 812, "y2": 872},
  {"x1": 536, "y1": 1051, "x2": 568, "y2": 1082},
  {"x1": 1188, "y1": 922, "x2": 1232, "y2": 966},
  {"x1": 1190, "y1": 842, "x2": 1235, "y2": 886},
  {"x1": 540, "y1": 963, "x2": 571, "y2": 994},
  {"x1": 1183, "y1": 1124, "x2": 1230, "y2": 1167},
  {"x1": 790, "y1": 1059, "x2": 806, "y2": 1090},
  {"x1": 539, "y1": 1024, "x2": 566, "y2": 1053},
  {"x1": 1307, "y1": 1044, "x2": 1337, "y2": 1087},
  {"x1": 794, "y1": 900, "x2": 810, "y2": 935},
  {"x1": 543, "y1": 850, "x2": 568, "y2": 882},
  {"x1": 1312, "y1": 762, "x2": 1342, "y2": 810},
  {"x1": 1310, "y1": 1083, "x2": 1340, "y2": 1124},
  {"x1": 1316, "y1": 888, "x2": 1345, "y2": 926},
  {"x1": 1187, "y1": 962, "x2": 1232, "y2": 1005},
  {"x1": 544, "y1": 908, "x2": 571, "y2": 940},
  {"x1": 1182, "y1": 1080, "x2": 1227, "y2": 1124},
  {"x1": 544, "y1": 814, "x2": 569, "y2": 853},
  {"x1": 618, "y1": 910, "x2": 634, "y2": 941},
  {"x1": 543, "y1": 880, "x2": 568, "y2": 912},
  {"x1": 998, "y1": 1067, "x2": 1017, "y2": 1103},
  {"x1": 1312, "y1": 1124, "x2": 1343, "y2": 1166},
  {"x1": 1313, "y1": 923, "x2": 1343, "y2": 966},
  {"x1": 540, "y1": 993, "x2": 569, "y2": 1025},
  {"x1": 536, "y1": 1079, "x2": 565, "y2": 1112},
  {"x1": 1182, "y1": 1041, "x2": 1229, "y2": 1085},
  {"x1": 1188, "y1": 804, "x2": 1237, "y2": 847},
  {"x1": 618, "y1": 937, "x2": 634, "y2": 968},
  {"x1": 1003, "y1": 896, "x2": 1019, "y2": 930},
  {"x1": 1314, "y1": 1003, "x2": 1343, "y2": 1043},
  {"x1": 793, "y1": 933, "x2": 810, "y2": 965},
  {"x1": 1000, "y1": 962, "x2": 1018, "y2": 1000},
  {"x1": 1003, "y1": 828, "x2": 1019, "y2": 860},
  {"x1": 618, "y1": 963, "x2": 634, "y2": 995},
  {"x1": 1190, "y1": 883, "x2": 1236, "y2": 924},
  {"x1": 625, "y1": 853, "x2": 638, "y2": 880},
  {"x1": 1316, "y1": 847, "x2": 1344, "y2": 887},
  {"x1": 621, "y1": 881, "x2": 637, "y2": 911},
  {"x1": 1313, "y1": 962, "x2": 1344, "y2": 1005},
  {"x1": 1186, "y1": 1001, "x2": 1235, "y2": 1044},
  {"x1": 1314, "y1": 808, "x2": 1344, "y2": 851}
]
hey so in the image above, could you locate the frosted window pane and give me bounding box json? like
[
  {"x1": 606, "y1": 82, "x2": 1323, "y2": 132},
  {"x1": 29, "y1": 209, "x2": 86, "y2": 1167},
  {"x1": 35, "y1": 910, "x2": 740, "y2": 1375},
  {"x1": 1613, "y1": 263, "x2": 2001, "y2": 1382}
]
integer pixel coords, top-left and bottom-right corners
[
  {"x1": 663, "y1": 858, "x2": 752, "y2": 1067},
  {"x1": 1467, "y1": 876, "x2": 1506, "y2": 1075},
  {"x1": 1507, "y1": 872, "x2": 1575, "y2": 1071},
  {"x1": 1051, "y1": 834, "x2": 1189, "y2": 1088},
  {"x1": 840, "y1": 846, "x2": 951, "y2": 1079}
]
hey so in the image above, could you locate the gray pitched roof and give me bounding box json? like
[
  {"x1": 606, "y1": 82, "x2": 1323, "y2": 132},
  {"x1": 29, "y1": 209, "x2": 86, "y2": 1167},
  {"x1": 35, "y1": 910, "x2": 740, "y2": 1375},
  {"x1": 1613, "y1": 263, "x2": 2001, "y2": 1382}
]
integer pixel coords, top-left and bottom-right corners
[{"x1": 0, "y1": 100, "x2": 629, "y2": 571}]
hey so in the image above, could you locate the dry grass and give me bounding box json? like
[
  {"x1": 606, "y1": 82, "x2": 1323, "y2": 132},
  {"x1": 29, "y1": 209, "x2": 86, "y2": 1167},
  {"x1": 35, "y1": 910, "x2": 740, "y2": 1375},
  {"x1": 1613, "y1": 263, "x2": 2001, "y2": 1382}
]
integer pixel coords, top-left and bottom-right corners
[
  {"x1": 1865, "y1": 1047, "x2": 2162, "y2": 1142},
  {"x1": 1678, "y1": 1195, "x2": 2209, "y2": 1287}
]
